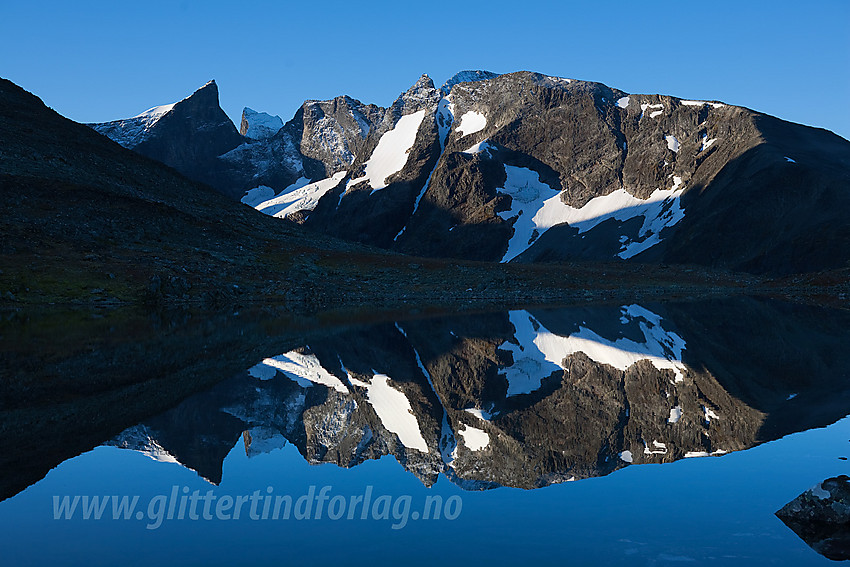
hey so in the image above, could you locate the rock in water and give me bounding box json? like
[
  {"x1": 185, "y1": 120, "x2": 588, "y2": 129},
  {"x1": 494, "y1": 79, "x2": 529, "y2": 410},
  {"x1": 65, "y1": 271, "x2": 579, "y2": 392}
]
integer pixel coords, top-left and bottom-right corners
[{"x1": 776, "y1": 475, "x2": 850, "y2": 561}]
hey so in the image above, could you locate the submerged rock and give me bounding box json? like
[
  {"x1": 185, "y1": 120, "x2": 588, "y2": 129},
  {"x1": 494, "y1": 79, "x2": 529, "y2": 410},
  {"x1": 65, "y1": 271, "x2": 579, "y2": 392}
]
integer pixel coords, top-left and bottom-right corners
[{"x1": 776, "y1": 475, "x2": 850, "y2": 561}]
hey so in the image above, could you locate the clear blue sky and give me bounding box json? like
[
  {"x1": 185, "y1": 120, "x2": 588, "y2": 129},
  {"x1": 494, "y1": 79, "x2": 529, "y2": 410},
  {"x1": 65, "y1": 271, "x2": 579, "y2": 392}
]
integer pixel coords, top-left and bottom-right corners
[{"x1": 1, "y1": 0, "x2": 848, "y2": 139}]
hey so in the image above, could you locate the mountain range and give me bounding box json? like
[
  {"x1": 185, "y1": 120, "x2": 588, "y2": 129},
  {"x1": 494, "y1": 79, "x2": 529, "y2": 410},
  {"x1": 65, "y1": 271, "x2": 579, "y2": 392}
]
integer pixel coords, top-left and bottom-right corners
[
  {"x1": 9, "y1": 74, "x2": 721, "y2": 308},
  {"x1": 91, "y1": 70, "x2": 850, "y2": 274}
]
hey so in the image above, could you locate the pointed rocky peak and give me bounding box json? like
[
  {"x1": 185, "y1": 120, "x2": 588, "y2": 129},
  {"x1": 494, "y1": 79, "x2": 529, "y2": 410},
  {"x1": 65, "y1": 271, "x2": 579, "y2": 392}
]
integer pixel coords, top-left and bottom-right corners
[
  {"x1": 240, "y1": 107, "x2": 284, "y2": 139},
  {"x1": 441, "y1": 70, "x2": 501, "y2": 95},
  {"x1": 90, "y1": 79, "x2": 233, "y2": 149},
  {"x1": 170, "y1": 79, "x2": 226, "y2": 115},
  {"x1": 409, "y1": 73, "x2": 436, "y2": 93},
  {"x1": 388, "y1": 73, "x2": 441, "y2": 117}
]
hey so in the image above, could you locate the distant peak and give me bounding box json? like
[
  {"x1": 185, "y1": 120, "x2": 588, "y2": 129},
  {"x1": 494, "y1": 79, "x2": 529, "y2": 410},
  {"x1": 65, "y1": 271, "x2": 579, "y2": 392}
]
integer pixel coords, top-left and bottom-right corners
[
  {"x1": 408, "y1": 73, "x2": 435, "y2": 92},
  {"x1": 441, "y1": 70, "x2": 501, "y2": 94},
  {"x1": 240, "y1": 107, "x2": 283, "y2": 139}
]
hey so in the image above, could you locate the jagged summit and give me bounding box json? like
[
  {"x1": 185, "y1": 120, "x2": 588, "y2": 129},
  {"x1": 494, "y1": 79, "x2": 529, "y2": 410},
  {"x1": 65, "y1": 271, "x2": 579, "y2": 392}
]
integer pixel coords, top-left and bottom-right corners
[
  {"x1": 381, "y1": 73, "x2": 440, "y2": 120},
  {"x1": 410, "y1": 73, "x2": 435, "y2": 90}
]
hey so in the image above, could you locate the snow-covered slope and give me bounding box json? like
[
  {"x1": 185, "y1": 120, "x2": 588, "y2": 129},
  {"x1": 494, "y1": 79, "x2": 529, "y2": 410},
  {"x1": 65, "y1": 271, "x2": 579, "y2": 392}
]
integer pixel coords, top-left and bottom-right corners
[
  {"x1": 344, "y1": 110, "x2": 426, "y2": 195},
  {"x1": 91, "y1": 102, "x2": 177, "y2": 149},
  {"x1": 249, "y1": 171, "x2": 347, "y2": 219}
]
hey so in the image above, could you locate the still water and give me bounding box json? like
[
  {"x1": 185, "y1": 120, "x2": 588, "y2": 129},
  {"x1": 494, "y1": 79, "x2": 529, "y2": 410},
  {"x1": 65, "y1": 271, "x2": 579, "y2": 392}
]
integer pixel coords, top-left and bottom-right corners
[{"x1": 1, "y1": 297, "x2": 849, "y2": 565}]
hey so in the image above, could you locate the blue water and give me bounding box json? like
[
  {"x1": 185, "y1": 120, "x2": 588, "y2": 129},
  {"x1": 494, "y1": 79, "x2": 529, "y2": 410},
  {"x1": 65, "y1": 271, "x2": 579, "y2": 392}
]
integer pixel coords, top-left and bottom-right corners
[{"x1": 2, "y1": 415, "x2": 847, "y2": 566}]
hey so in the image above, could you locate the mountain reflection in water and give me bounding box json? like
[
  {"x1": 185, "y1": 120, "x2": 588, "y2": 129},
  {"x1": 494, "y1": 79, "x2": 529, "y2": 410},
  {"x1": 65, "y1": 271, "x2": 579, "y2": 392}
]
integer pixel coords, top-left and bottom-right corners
[{"x1": 99, "y1": 298, "x2": 850, "y2": 491}]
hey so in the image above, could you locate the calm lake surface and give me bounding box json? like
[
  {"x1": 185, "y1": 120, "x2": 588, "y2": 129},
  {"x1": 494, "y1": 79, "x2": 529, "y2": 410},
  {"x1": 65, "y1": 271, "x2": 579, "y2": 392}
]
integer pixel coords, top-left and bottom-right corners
[{"x1": 1, "y1": 297, "x2": 849, "y2": 566}]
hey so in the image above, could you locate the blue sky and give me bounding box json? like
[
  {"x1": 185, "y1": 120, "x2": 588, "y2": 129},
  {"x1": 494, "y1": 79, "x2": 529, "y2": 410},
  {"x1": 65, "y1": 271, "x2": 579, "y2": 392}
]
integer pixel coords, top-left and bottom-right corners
[{"x1": 1, "y1": 0, "x2": 848, "y2": 139}]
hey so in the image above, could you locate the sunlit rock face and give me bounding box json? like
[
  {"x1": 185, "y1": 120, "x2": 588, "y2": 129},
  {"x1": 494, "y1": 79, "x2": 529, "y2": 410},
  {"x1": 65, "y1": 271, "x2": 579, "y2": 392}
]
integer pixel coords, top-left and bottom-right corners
[
  {"x1": 107, "y1": 298, "x2": 850, "y2": 490},
  {"x1": 92, "y1": 72, "x2": 850, "y2": 274}
]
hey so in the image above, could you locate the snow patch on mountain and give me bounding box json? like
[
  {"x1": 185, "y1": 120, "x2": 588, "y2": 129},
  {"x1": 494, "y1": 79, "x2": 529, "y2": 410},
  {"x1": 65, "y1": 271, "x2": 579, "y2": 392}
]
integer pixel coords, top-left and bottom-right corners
[
  {"x1": 703, "y1": 405, "x2": 720, "y2": 422},
  {"x1": 91, "y1": 102, "x2": 176, "y2": 148},
  {"x1": 254, "y1": 171, "x2": 346, "y2": 219},
  {"x1": 700, "y1": 135, "x2": 717, "y2": 152},
  {"x1": 496, "y1": 166, "x2": 686, "y2": 262},
  {"x1": 668, "y1": 406, "x2": 683, "y2": 423},
  {"x1": 681, "y1": 100, "x2": 726, "y2": 109},
  {"x1": 135, "y1": 103, "x2": 175, "y2": 123},
  {"x1": 499, "y1": 310, "x2": 565, "y2": 396},
  {"x1": 665, "y1": 135, "x2": 680, "y2": 153},
  {"x1": 465, "y1": 408, "x2": 495, "y2": 421},
  {"x1": 496, "y1": 166, "x2": 562, "y2": 262},
  {"x1": 254, "y1": 350, "x2": 349, "y2": 393},
  {"x1": 644, "y1": 440, "x2": 668, "y2": 455},
  {"x1": 458, "y1": 424, "x2": 490, "y2": 451},
  {"x1": 500, "y1": 306, "x2": 687, "y2": 396},
  {"x1": 684, "y1": 450, "x2": 727, "y2": 458},
  {"x1": 616, "y1": 96, "x2": 631, "y2": 109},
  {"x1": 240, "y1": 107, "x2": 284, "y2": 139},
  {"x1": 357, "y1": 373, "x2": 430, "y2": 453},
  {"x1": 617, "y1": 177, "x2": 686, "y2": 259},
  {"x1": 640, "y1": 103, "x2": 664, "y2": 119},
  {"x1": 463, "y1": 139, "x2": 495, "y2": 155},
  {"x1": 346, "y1": 110, "x2": 426, "y2": 194},
  {"x1": 456, "y1": 111, "x2": 487, "y2": 137},
  {"x1": 436, "y1": 97, "x2": 454, "y2": 149},
  {"x1": 241, "y1": 185, "x2": 280, "y2": 208}
]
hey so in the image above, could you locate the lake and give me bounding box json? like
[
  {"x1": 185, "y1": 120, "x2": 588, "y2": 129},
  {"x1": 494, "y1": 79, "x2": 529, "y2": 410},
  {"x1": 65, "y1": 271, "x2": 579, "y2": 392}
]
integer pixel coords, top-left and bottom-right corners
[{"x1": 1, "y1": 297, "x2": 849, "y2": 565}]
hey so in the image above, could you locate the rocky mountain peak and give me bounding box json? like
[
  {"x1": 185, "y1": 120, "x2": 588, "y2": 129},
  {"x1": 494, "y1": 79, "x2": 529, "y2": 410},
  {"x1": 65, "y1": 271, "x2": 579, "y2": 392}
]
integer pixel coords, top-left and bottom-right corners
[
  {"x1": 389, "y1": 73, "x2": 441, "y2": 116},
  {"x1": 239, "y1": 107, "x2": 284, "y2": 139},
  {"x1": 171, "y1": 79, "x2": 227, "y2": 116},
  {"x1": 410, "y1": 73, "x2": 435, "y2": 91}
]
